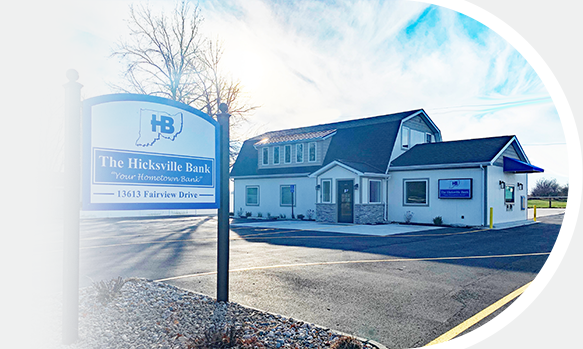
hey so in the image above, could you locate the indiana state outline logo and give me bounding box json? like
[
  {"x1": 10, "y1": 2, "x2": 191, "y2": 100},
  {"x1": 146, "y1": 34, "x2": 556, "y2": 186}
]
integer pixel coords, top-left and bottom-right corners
[{"x1": 136, "y1": 109, "x2": 184, "y2": 147}]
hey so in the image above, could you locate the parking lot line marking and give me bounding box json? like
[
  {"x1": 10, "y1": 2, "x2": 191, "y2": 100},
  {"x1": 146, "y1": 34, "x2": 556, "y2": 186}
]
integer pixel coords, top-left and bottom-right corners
[
  {"x1": 154, "y1": 252, "x2": 549, "y2": 282},
  {"x1": 424, "y1": 281, "x2": 532, "y2": 346}
]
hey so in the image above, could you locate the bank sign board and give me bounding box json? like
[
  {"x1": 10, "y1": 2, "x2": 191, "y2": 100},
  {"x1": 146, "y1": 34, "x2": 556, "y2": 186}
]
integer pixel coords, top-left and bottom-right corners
[
  {"x1": 82, "y1": 94, "x2": 220, "y2": 210},
  {"x1": 438, "y1": 178, "x2": 472, "y2": 199}
]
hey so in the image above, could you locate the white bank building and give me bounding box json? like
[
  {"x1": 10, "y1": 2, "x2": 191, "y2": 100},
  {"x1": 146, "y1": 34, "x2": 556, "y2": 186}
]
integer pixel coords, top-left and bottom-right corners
[{"x1": 230, "y1": 109, "x2": 543, "y2": 227}]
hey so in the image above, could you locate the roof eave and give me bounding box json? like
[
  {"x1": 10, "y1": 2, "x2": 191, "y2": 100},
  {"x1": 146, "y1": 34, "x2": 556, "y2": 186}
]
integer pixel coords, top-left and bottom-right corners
[
  {"x1": 231, "y1": 173, "x2": 313, "y2": 179},
  {"x1": 309, "y1": 160, "x2": 364, "y2": 177},
  {"x1": 490, "y1": 136, "x2": 530, "y2": 164},
  {"x1": 388, "y1": 162, "x2": 491, "y2": 171}
]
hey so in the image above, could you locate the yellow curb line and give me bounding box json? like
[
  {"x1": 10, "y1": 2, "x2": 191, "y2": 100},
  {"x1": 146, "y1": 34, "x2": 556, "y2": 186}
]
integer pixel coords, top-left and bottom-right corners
[{"x1": 425, "y1": 281, "x2": 532, "y2": 346}]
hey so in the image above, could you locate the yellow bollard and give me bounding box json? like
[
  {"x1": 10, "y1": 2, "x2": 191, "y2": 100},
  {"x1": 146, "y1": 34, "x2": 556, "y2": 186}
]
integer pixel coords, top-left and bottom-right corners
[
  {"x1": 534, "y1": 205, "x2": 537, "y2": 222},
  {"x1": 489, "y1": 207, "x2": 493, "y2": 229}
]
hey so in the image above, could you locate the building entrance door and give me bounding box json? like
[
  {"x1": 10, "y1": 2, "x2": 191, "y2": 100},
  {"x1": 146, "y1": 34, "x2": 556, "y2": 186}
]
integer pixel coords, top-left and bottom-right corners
[{"x1": 337, "y1": 180, "x2": 354, "y2": 223}]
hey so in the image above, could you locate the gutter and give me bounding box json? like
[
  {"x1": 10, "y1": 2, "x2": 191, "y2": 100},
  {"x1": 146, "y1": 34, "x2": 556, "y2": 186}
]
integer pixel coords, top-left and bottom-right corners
[
  {"x1": 389, "y1": 162, "x2": 491, "y2": 171},
  {"x1": 363, "y1": 172, "x2": 391, "y2": 178},
  {"x1": 231, "y1": 173, "x2": 312, "y2": 179}
]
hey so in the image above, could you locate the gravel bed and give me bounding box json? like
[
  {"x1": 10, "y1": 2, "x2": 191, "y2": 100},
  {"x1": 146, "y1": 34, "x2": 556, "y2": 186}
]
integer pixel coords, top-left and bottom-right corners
[{"x1": 60, "y1": 278, "x2": 379, "y2": 349}]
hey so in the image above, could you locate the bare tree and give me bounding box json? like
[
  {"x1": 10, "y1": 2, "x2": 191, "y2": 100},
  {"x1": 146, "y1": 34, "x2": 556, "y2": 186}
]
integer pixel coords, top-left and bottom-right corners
[
  {"x1": 530, "y1": 178, "x2": 561, "y2": 197},
  {"x1": 111, "y1": 1, "x2": 257, "y2": 162}
]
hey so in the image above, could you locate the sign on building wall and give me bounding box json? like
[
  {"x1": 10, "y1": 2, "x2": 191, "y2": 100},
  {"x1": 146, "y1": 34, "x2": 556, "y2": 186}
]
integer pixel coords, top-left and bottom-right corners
[
  {"x1": 438, "y1": 178, "x2": 472, "y2": 199},
  {"x1": 82, "y1": 94, "x2": 220, "y2": 210}
]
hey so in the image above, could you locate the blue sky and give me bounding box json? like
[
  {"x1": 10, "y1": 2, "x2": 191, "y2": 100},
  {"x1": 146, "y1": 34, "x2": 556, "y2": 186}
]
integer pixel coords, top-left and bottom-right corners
[{"x1": 7, "y1": 0, "x2": 567, "y2": 186}]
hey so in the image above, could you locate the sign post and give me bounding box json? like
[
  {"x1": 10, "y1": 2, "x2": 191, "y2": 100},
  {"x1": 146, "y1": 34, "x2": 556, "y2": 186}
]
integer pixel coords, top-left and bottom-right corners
[
  {"x1": 216, "y1": 103, "x2": 230, "y2": 302},
  {"x1": 63, "y1": 69, "x2": 82, "y2": 344},
  {"x1": 65, "y1": 74, "x2": 223, "y2": 343}
]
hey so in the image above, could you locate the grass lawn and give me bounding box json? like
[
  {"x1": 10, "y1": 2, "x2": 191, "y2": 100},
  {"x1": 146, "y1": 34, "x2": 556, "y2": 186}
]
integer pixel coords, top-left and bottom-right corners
[{"x1": 528, "y1": 199, "x2": 567, "y2": 208}]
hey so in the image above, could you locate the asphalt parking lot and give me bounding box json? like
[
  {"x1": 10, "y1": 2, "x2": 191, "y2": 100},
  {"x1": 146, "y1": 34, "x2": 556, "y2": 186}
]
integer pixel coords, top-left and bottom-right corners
[{"x1": 78, "y1": 212, "x2": 563, "y2": 348}]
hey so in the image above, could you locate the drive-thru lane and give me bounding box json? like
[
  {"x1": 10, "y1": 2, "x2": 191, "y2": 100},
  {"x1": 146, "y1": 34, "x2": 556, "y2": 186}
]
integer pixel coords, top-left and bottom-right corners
[{"x1": 79, "y1": 213, "x2": 562, "y2": 348}]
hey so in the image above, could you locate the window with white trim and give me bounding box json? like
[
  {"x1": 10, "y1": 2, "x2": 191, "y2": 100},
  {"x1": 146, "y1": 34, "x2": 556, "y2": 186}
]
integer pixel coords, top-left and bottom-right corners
[
  {"x1": 280, "y1": 185, "x2": 296, "y2": 206},
  {"x1": 404, "y1": 179, "x2": 429, "y2": 205},
  {"x1": 401, "y1": 127, "x2": 410, "y2": 149},
  {"x1": 322, "y1": 180, "x2": 331, "y2": 203},
  {"x1": 296, "y1": 143, "x2": 304, "y2": 163},
  {"x1": 308, "y1": 142, "x2": 317, "y2": 162},
  {"x1": 284, "y1": 145, "x2": 292, "y2": 164},
  {"x1": 262, "y1": 148, "x2": 269, "y2": 165},
  {"x1": 246, "y1": 186, "x2": 259, "y2": 206},
  {"x1": 273, "y1": 146, "x2": 280, "y2": 164},
  {"x1": 369, "y1": 180, "x2": 381, "y2": 203}
]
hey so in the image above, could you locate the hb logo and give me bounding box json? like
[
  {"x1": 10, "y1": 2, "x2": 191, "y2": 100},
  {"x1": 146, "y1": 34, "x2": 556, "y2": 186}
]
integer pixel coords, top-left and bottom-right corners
[
  {"x1": 136, "y1": 109, "x2": 183, "y2": 147},
  {"x1": 151, "y1": 114, "x2": 175, "y2": 134}
]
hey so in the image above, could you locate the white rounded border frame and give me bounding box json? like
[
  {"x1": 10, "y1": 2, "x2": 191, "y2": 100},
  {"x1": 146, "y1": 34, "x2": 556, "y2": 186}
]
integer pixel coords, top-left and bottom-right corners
[{"x1": 416, "y1": 1, "x2": 582, "y2": 349}]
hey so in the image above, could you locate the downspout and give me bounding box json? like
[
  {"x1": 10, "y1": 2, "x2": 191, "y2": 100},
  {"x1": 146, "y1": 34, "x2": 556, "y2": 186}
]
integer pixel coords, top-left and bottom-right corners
[
  {"x1": 385, "y1": 159, "x2": 392, "y2": 223},
  {"x1": 481, "y1": 165, "x2": 487, "y2": 227},
  {"x1": 384, "y1": 179, "x2": 388, "y2": 222}
]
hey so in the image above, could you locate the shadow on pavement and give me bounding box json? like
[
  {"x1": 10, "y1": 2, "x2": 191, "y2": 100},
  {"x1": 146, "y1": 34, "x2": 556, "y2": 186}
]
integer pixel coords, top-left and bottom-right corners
[{"x1": 231, "y1": 214, "x2": 563, "y2": 274}]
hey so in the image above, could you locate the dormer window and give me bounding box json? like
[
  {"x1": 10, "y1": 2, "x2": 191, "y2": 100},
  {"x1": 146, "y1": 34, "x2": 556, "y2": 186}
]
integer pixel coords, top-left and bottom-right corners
[
  {"x1": 296, "y1": 143, "x2": 304, "y2": 163},
  {"x1": 273, "y1": 146, "x2": 280, "y2": 164},
  {"x1": 402, "y1": 126, "x2": 431, "y2": 150},
  {"x1": 284, "y1": 145, "x2": 292, "y2": 164},
  {"x1": 308, "y1": 142, "x2": 317, "y2": 162},
  {"x1": 262, "y1": 147, "x2": 269, "y2": 165},
  {"x1": 402, "y1": 127, "x2": 410, "y2": 149}
]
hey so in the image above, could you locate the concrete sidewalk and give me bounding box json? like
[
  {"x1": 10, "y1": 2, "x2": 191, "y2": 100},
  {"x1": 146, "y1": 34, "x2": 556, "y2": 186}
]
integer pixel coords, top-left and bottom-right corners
[
  {"x1": 231, "y1": 208, "x2": 565, "y2": 236},
  {"x1": 231, "y1": 220, "x2": 444, "y2": 236},
  {"x1": 528, "y1": 207, "x2": 565, "y2": 219}
]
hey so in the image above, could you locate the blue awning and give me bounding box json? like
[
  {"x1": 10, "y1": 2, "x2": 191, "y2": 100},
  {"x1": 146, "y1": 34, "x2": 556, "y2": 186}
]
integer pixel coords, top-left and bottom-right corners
[{"x1": 503, "y1": 156, "x2": 544, "y2": 173}]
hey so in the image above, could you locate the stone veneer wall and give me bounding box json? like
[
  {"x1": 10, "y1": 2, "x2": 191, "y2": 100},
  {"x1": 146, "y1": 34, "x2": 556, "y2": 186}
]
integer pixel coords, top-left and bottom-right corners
[
  {"x1": 316, "y1": 203, "x2": 336, "y2": 223},
  {"x1": 354, "y1": 204, "x2": 386, "y2": 224}
]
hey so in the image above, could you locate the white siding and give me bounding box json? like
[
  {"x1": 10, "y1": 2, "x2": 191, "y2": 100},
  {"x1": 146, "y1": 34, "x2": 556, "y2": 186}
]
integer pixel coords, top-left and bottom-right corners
[
  {"x1": 388, "y1": 168, "x2": 485, "y2": 226},
  {"x1": 486, "y1": 166, "x2": 528, "y2": 224},
  {"x1": 388, "y1": 166, "x2": 529, "y2": 226},
  {"x1": 315, "y1": 165, "x2": 360, "y2": 204},
  {"x1": 233, "y1": 177, "x2": 316, "y2": 218}
]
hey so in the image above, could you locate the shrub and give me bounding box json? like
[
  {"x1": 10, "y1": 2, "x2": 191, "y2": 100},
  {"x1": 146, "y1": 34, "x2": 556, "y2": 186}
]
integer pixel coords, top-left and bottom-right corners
[
  {"x1": 433, "y1": 216, "x2": 443, "y2": 225},
  {"x1": 93, "y1": 277, "x2": 126, "y2": 305},
  {"x1": 306, "y1": 209, "x2": 315, "y2": 220},
  {"x1": 404, "y1": 211, "x2": 414, "y2": 224},
  {"x1": 279, "y1": 213, "x2": 286, "y2": 219},
  {"x1": 297, "y1": 214, "x2": 305, "y2": 220},
  {"x1": 330, "y1": 336, "x2": 363, "y2": 349},
  {"x1": 257, "y1": 212, "x2": 263, "y2": 218},
  {"x1": 245, "y1": 211, "x2": 252, "y2": 217},
  {"x1": 267, "y1": 213, "x2": 272, "y2": 219},
  {"x1": 236, "y1": 208, "x2": 244, "y2": 218}
]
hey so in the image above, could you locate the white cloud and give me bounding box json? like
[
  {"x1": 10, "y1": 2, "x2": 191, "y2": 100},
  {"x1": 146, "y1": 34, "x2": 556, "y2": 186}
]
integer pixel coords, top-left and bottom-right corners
[
  {"x1": 197, "y1": 0, "x2": 566, "y2": 183},
  {"x1": 7, "y1": 0, "x2": 566, "y2": 184}
]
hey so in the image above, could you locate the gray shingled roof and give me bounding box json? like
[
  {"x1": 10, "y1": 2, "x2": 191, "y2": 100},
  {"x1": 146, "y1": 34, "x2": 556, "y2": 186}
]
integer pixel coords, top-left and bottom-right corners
[
  {"x1": 230, "y1": 109, "x2": 423, "y2": 177},
  {"x1": 390, "y1": 135, "x2": 515, "y2": 168},
  {"x1": 254, "y1": 129, "x2": 336, "y2": 146}
]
